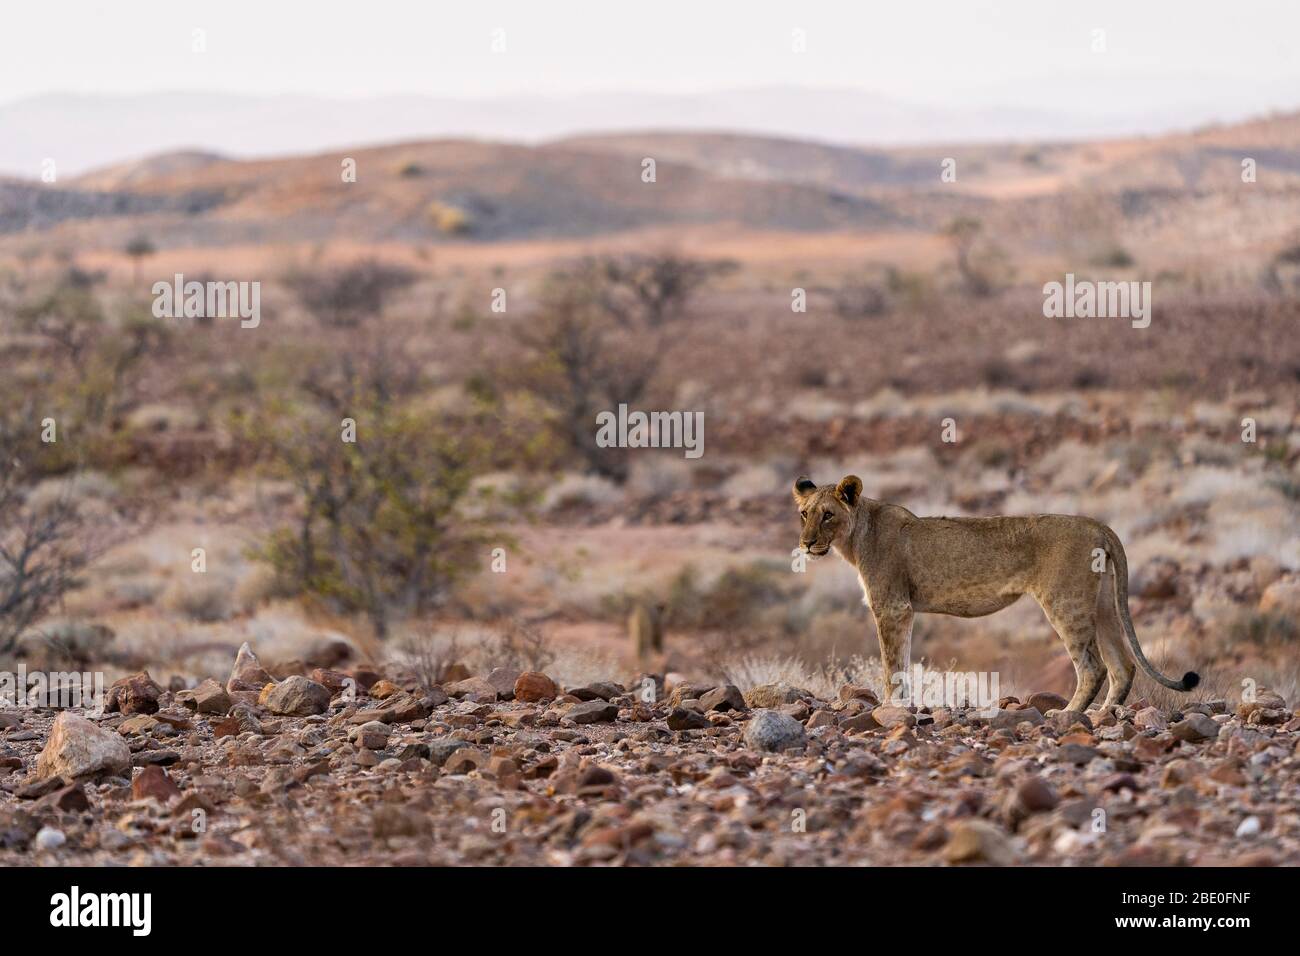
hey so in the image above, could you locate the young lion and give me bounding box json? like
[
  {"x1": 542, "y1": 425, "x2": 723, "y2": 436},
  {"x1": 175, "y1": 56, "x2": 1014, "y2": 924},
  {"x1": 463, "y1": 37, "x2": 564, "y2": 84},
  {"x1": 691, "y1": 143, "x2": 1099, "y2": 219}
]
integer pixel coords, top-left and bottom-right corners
[{"x1": 793, "y1": 475, "x2": 1198, "y2": 712}]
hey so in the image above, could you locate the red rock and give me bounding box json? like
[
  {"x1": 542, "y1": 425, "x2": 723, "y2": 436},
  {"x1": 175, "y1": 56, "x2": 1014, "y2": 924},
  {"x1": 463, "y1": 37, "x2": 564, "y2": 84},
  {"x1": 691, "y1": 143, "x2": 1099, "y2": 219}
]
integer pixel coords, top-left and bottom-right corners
[
  {"x1": 513, "y1": 671, "x2": 559, "y2": 702},
  {"x1": 309, "y1": 668, "x2": 351, "y2": 693},
  {"x1": 106, "y1": 671, "x2": 162, "y2": 716},
  {"x1": 132, "y1": 765, "x2": 181, "y2": 802},
  {"x1": 368, "y1": 679, "x2": 402, "y2": 699},
  {"x1": 871, "y1": 706, "x2": 916, "y2": 729},
  {"x1": 1015, "y1": 776, "x2": 1058, "y2": 812},
  {"x1": 226, "y1": 643, "x2": 275, "y2": 693},
  {"x1": 1026, "y1": 691, "x2": 1068, "y2": 713}
]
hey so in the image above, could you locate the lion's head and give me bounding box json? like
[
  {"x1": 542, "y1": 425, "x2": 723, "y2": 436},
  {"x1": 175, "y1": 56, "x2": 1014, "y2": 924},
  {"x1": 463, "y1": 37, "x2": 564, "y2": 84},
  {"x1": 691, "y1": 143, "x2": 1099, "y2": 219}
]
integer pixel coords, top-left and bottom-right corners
[{"x1": 792, "y1": 475, "x2": 862, "y2": 556}]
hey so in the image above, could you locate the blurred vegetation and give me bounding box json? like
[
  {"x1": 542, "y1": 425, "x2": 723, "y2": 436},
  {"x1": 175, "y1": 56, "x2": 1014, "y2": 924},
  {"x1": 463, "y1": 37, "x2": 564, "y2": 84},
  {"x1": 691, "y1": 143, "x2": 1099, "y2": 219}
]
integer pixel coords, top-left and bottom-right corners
[
  {"x1": 509, "y1": 252, "x2": 732, "y2": 481},
  {"x1": 239, "y1": 333, "x2": 495, "y2": 640}
]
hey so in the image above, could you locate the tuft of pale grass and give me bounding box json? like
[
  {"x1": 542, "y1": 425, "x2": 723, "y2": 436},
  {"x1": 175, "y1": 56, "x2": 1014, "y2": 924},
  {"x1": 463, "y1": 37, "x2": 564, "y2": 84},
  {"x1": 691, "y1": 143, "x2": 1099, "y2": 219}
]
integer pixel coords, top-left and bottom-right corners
[{"x1": 718, "y1": 652, "x2": 883, "y2": 701}]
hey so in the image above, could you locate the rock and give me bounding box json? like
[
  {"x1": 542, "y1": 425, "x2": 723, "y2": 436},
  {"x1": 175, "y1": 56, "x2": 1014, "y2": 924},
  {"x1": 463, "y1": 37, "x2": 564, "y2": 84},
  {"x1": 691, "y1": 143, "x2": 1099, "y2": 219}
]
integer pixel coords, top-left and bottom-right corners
[
  {"x1": 425, "y1": 738, "x2": 467, "y2": 767},
  {"x1": 1026, "y1": 691, "x2": 1068, "y2": 714},
  {"x1": 131, "y1": 765, "x2": 181, "y2": 802},
  {"x1": 1015, "y1": 776, "x2": 1058, "y2": 813},
  {"x1": 870, "y1": 706, "x2": 916, "y2": 729},
  {"x1": 446, "y1": 677, "x2": 498, "y2": 700},
  {"x1": 227, "y1": 643, "x2": 274, "y2": 694},
  {"x1": 34, "y1": 827, "x2": 66, "y2": 851},
  {"x1": 349, "y1": 691, "x2": 430, "y2": 725},
  {"x1": 36, "y1": 712, "x2": 131, "y2": 780},
  {"x1": 743, "y1": 709, "x2": 807, "y2": 752},
  {"x1": 1044, "y1": 709, "x2": 1086, "y2": 733},
  {"x1": 743, "y1": 682, "x2": 805, "y2": 709},
  {"x1": 699, "y1": 684, "x2": 747, "y2": 712},
  {"x1": 1101, "y1": 773, "x2": 1142, "y2": 792},
  {"x1": 1134, "y1": 707, "x2": 1168, "y2": 732},
  {"x1": 486, "y1": 667, "x2": 521, "y2": 700},
  {"x1": 443, "y1": 748, "x2": 487, "y2": 774},
  {"x1": 16, "y1": 776, "x2": 65, "y2": 799},
  {"x1": 214, "y1": 703, "x2": 262, "y2": 737},
  {"x1": 989, "y1": 707, "x2": 1044, "y2": 730},
  {"x1": 667, "y1": 707, "x2": 709, "y2": 731},
  {"x1": 309, "y1": 668, "x2": 351, "y2": 694},
  {"x1": 368, "y1": 679, "x2": 402, "y2": 699},
  {"x1": 837, "y1": 684, "x2": 880, "y2": 707},
  {"x1": 117, "y1": 715, "x2": 161, "y2": 736},
  {"x1": 806, "y1": 709, "x2": 838, "y2": 729},
  {"x1": 568, "y1": 700, "x2": 619, "y2": 724},
  {"x1": 666, "y1": 682, "x2": 715, "y2": 708},
  {"x1": 262, "y1": 676, "x2": 332, "y2": 716},
  {"x1": 185, "y1": 678, "x2": 232, "y2": 715},
  {"x1": 1253, "y1": 688, "x2": 1288, "y2": 711},
  {"x1": 35, "y1": 782, "x2": 91, "y2": 813},
  {"x1": 841, "y1": 712, "x2": 882, "y2": 733},
  {"x1": 943, "y1": 820, "x2": 1019, "y2": 865},
  {"x1": 105, "y1": 671, "x2": 162, "y2": 715},
  {"x1": 352, "y1": 721, "x2": 391, "y2": 750},
  {"x1": 569, "y1": 681, "x2": 624, "y2": 701},
  {"x1": 1172, "y1": 713, "x2": 1219, "y2": 742},
  {"x1": 1236, "y1": 816, "x2": 1262, "y2": 838},
  {"x1": 514, "y1": 672, "x2": 559, "y2": 702},
  {"x1": 1055, "y1": 743, "x2": 1101, "y2": 765}
]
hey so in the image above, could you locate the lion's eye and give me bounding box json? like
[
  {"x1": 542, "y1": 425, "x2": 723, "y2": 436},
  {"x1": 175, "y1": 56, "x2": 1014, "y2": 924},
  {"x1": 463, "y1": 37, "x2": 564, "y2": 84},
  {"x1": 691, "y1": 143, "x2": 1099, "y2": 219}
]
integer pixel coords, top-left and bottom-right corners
[
  {"x1": 799, "y1": 511, "x2": 808, "y2": 521},
  {"x1": 822, "y1": 512, "x2": 833, "y2": 522}
]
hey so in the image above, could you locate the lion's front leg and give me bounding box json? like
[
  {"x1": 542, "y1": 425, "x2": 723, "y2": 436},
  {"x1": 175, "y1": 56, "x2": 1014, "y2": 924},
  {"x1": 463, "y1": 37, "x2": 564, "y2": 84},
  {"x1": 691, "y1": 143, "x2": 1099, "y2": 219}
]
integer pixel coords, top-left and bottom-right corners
[{"x1": 872, "y1": 604, "x2": 914, "y2": 707}]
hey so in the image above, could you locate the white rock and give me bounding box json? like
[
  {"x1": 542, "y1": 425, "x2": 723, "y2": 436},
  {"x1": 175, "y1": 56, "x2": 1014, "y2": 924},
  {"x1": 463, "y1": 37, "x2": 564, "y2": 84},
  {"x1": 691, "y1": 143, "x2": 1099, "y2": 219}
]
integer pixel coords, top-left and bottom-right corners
[
  {"x1": 34, "y1": 826, "x2": 66, "y2": 851},
  {"x1": 1235, "y1": 816, "x2": 1262, "y2": 838}
]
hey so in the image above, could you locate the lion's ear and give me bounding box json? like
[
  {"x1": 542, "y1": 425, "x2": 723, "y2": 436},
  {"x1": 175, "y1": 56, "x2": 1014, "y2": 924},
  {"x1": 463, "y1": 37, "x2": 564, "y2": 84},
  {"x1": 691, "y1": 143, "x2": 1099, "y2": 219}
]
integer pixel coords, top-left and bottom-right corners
[
  {"x1": 793, "y1": 476, "x2": 817, "y2": 501},
  {"x1": 836, "y1": 475, "x2": 863, "y2": 506}
]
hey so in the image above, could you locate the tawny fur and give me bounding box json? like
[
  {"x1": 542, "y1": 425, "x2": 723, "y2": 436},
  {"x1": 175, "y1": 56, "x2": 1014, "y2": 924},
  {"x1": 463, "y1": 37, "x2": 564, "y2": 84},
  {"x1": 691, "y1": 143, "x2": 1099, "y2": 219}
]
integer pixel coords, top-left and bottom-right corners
[{"x1": 793, "y1": 475, "x2": 1198, "y2": 712}]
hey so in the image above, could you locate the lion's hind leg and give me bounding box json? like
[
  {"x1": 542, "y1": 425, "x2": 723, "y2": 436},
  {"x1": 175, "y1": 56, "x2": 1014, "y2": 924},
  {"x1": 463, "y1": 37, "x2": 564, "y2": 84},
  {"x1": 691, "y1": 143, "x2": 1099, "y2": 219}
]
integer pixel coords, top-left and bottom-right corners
[
  {"x1": 1095, "y1": 570, "x2": 1136, "y2": 707},
  {"x1": 1033, "y1": 588, "x2": 1106, "y2": 713}
]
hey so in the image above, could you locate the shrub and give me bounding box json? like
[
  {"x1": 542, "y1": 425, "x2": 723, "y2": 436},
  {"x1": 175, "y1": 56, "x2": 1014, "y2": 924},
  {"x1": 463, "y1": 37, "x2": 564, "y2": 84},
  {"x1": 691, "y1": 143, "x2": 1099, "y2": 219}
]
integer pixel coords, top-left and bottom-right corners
[{"x1": 284, "y1": 259, "x2": 418, "y2": 328}]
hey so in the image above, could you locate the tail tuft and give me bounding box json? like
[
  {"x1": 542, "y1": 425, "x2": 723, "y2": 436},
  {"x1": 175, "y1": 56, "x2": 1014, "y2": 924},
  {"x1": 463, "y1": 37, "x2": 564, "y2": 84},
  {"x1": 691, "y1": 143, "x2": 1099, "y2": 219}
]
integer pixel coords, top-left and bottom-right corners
[{"x1": 1182, "y1": 671, "x2": 1201, "y2": 690}]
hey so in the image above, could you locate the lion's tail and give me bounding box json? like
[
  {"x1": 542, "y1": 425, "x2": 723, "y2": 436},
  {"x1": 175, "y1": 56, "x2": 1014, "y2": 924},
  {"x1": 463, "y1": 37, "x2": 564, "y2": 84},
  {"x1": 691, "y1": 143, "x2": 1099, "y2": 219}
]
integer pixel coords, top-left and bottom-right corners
[{"x1": 1101, "y1": 526, "x2": 1199, "y2": 692}]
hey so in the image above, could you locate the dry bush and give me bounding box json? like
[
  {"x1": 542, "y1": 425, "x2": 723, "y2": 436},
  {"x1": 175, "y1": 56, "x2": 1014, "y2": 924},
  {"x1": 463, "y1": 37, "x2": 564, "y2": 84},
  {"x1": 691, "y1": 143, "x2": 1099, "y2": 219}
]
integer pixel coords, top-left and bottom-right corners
[
  {"x1": 283, "y1": 259, "x2": 418, "y2": 328},
  {"x1": 0, "y1": 444, "x2": 103, "y2": 656},
  {"x1": 245, "y1": 336, "x2": 494, "y2": 640},
  {"x1": 393, "y1": 629, "x2": 466, "y2": 688},
  {"x1": 832, "y1": 272, "x2": 892, "y2": 319},
  {"x1": 943, "y1": 216, "x2": 1015, "y2": 297},
  {"x1": 469, "y1": 621, "x2": 555, "y2": 673},
  {"x1": 510, "y1": 253, "x2": 729, "y2": 481},
  {"x1": 160, "y1": 574, "x2": 237, "y2": 623},
  {"x1": 665, "y1": 561, "x2": 794, "y2": 634}
]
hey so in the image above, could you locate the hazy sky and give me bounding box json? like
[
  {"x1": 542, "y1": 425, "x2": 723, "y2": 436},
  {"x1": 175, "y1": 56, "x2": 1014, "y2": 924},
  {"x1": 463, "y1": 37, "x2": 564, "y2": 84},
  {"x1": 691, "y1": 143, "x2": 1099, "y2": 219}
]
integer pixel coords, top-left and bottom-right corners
[{"x1": 2, "y1": 0, "x2": 1297, "y2": 115}]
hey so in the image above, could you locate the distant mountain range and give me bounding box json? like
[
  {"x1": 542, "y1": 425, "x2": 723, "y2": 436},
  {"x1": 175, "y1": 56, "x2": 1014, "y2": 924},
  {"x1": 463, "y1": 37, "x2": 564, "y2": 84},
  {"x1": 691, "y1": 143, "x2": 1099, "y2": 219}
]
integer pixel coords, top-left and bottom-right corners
[
  {"x1": 0, "y1": 87, "x2": 1285, "y2": 179},
  {"x1": 3, "y1": 109, "x2": 1299, "y2": 256}
]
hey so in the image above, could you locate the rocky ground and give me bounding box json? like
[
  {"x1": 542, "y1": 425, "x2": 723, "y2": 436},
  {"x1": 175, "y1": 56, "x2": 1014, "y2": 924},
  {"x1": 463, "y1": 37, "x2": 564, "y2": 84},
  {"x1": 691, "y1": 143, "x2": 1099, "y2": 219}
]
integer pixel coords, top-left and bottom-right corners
[{"x1": 1, "y1": 644, "x2": 1297, "y2": 867}]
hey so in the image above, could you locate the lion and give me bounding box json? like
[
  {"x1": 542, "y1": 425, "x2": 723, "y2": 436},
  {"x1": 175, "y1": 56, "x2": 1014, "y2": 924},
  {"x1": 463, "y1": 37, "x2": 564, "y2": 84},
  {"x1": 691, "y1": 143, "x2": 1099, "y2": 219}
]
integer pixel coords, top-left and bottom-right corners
[{"x1": 792, "y1": 475, "x2": 1199, "y2": 712}]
